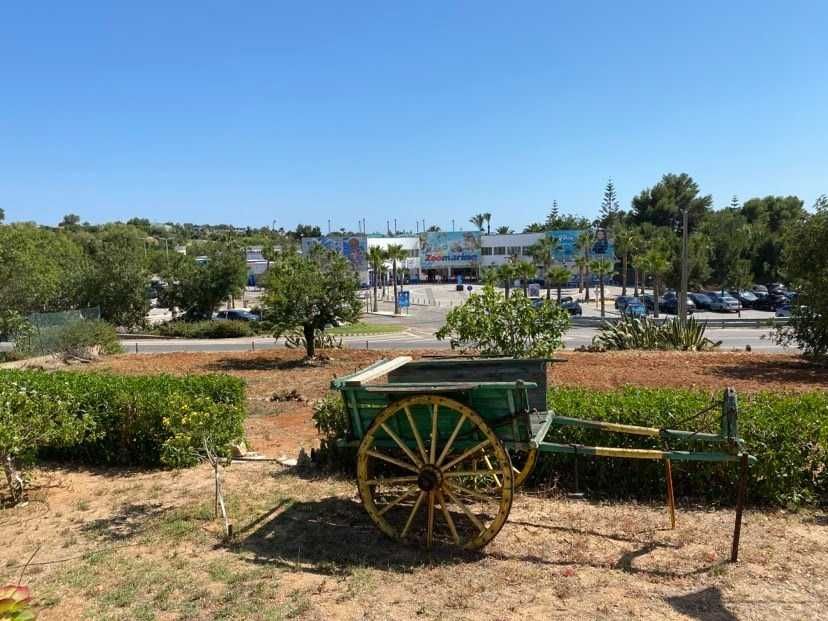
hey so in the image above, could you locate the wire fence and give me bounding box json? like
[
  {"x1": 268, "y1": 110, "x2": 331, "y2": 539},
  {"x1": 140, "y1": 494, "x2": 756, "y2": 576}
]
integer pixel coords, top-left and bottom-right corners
[{"x1": 15, "y1": 307, "x2": 102, "y2": 356}]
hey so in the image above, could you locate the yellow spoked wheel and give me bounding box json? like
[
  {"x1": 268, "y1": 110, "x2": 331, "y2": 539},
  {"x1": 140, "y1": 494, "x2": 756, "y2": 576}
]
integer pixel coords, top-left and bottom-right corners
[
  {"x1": 510, "y1": 447, "x2": 538, "y2": 489},
  {"x1": 357, "y1": 395, "x2": 514, "y2": 550}
]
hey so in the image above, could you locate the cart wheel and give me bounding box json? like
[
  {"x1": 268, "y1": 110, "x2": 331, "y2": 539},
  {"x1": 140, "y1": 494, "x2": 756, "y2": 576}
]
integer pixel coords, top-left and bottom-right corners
[
  {"x1": 510, "y1": 447, "x2": 538, "y2": 488},
  {"x1": 357, "y1": 395, "x2": 514, "y2": 550}
]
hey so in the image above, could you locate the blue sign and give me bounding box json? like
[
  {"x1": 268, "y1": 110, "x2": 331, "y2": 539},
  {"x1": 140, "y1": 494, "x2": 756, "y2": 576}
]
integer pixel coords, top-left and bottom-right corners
[{"x1": 398, "y1": 291, "x2": 410, "y2": 308}]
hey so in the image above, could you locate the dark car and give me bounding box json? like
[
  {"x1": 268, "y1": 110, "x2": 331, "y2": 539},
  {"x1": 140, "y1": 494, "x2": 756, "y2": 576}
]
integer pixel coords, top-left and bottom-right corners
[
  {"x1": 559, "y1": 296, "x2": 583, "y2": 316},
  {"x1": 622, "y1": 298, "x2": 647, "y2": 317},
  {"x1": 753, "y1": 293, "x2": 788, "y2": 311},
  {"x1": 689, "y1": 292, "x2": 713, "y2": 310},
  {"x1": 615, "y1": 296, "x2": 640, "y2": 312},
  {"x1": 660, "y1": 294, "x2": 696, "y2": 315},
  {"x1": 215, "y1": 309, "x2": 260, "y2": 321},
  {"x1": 730, "y1": 290, "x2": 760, "y2": 308}
]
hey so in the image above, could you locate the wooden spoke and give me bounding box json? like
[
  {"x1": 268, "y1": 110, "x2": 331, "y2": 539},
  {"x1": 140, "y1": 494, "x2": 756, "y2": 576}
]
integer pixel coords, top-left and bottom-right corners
[
  {"x1": 401, "y1": 492, "x2": 426, "y2": 538},
  {"x1": 483, "y1": 454, "x2": 501, "y2": 487},
  {"x1": 443, "y1": 469, "x2": 500, "y2": 478},
  {"x1": 380, "y1": 422, "x2": 423, "y2": 468},
  {"x1": 442, "y1": 438, "x2": 492, "y2": 471},
  {"x1": 426, "y1": 492, "x2": 435, "y2": 548},
  {"x1": 429, "y1": 403, "x2": 439, "y2": 463},
  {"x1": 436, "y1": 490, "x2": 460, "y2": 544},
  {"x1": 444, "y1": 486, "x2": 485, "y2": 533},
  {"x1": 378, "y1": 488, "x2": 419, "y2": 516},
  {"x1": 404, "y1": 406, "x2": 428, "y2": 463},
  {"x1": 364, "y1": 475, "x2": 419, "y2": 485},
  {"x1": 436, "y1": 413, "x2": 467, "y2": 466},
  {"x1": 366, "y1": 450, "x2": 419, "y2": 474},
  {"x1": 448, "y1": 482, "x2": 499, "y2": 503}
]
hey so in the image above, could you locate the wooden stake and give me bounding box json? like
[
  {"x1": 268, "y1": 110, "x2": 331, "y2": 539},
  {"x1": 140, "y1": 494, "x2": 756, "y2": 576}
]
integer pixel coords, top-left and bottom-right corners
[
  {"x1": 664, "y1": 458, "x2": 676, "y2": 529},
  {"x1": 731, "y1": 453, "x2": 749, "y2": 562}
]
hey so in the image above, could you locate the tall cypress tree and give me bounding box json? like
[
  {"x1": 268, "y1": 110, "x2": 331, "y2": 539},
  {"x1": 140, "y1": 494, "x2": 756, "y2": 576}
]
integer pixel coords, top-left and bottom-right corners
[{"x1": 599, "y1": 178, "x2": 621, "y2": 227}]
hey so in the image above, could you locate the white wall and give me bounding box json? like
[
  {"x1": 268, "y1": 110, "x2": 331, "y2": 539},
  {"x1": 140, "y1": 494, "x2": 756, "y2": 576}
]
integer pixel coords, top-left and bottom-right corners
[{"x1": 479, "y1": 232, "x2": 544, "y2": 268}]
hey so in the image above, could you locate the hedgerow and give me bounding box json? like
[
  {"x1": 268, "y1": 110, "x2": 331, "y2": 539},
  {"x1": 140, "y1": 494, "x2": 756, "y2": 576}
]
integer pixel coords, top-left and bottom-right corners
[
  {"x1": 540, "y1": 387, "x2": 828, "y2": 507},
  {"x1": 0, "y1": 370, "x2": 246, "y2": 500},
  {"x1": 155, "y1": 320, "x2": 255, "y2": 339}
]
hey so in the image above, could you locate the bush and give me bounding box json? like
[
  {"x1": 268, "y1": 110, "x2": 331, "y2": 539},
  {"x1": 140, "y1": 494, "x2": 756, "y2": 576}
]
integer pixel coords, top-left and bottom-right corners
[
  {"x1": 436, "y1": 285, "x2": 570, "y2": 357},
  {"x1": 310, "y1": 392, "x2": 355, "y2": 471},
  {"x1": 593, "y1": 316, "x2": 720, "y2": 351},
  {"x1": 14, "y1": 319, "x2": 122, "y2": 358},
  {"x1": 155, "y1": 320, "x2": 254, "y2": 339},
  {"x1": 0, "y1": 370, "x2": 246, "y2": 473},
  {"x1": 539, "y1": 387, "x2": 828, "y2": 507}
]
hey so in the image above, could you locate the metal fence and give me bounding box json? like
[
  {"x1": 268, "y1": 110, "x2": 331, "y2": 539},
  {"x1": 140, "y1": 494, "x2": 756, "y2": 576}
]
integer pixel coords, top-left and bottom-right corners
[{"x1": 16, "y1": 307, "x2": 101, "y2": 356}]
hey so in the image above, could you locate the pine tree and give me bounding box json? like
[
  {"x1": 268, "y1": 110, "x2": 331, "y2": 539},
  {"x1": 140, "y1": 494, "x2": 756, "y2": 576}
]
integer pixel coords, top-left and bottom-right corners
[
  {"x1": 730, "y1": 195, "x2": 740, "y2": 210},
  {"x1": 545, "y1": 200, "x2": 560, "y2": 229},
  {"x1": 599, "y1": 179, "x2": 620, "y2": 226}
]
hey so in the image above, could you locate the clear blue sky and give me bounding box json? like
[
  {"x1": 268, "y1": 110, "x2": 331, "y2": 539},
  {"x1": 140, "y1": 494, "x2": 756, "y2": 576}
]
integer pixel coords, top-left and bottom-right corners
[{"x1": 2, "y1": 2, "x2": 827, "y2": 232}]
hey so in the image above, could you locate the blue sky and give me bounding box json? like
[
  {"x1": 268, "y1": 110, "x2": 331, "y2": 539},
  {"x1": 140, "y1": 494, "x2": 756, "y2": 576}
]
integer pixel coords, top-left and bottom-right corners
[{"x1": 2, "y1": 2, "x2": 827, "y2": 232}]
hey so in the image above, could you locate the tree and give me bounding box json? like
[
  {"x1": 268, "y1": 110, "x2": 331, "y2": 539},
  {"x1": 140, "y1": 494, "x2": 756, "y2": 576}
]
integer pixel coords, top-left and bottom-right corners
[
  {"x1": 436, "y1": 284, "x2": 570, "y2": 357},
  {"x1": 515, "y1": 261, "x2": 536, "y2": 296},
  {"x1": 546, "y1": 266, "x2": 572, "y2": 302},
  {"x1": 522, "y1": 222, "x2": 546, "y2": 233},
  {"x1": 0, "y1": 207, "x2": 4, "y2": 223},
  {"x1": 776, "y1": 197, "x2": 828, "y2": 358},
  {"x1": 159, "y1": 243, "x2": 248, "y2": 320},
  {"x1": 469, "y1": 214, "x2": 485, "y2": 232},
  {"x1": 77, "y1": 225, "x2": 150, "y2": 326},
  {"x1": 740, "y1": 195, "x2": 806, "y2": 282},
  {"x1": 483, "y1": 212, "x2": 492, "y2": 235},
  {"x1": 385, "y1": 244, "x2": 407, "y2": 314},
  {"x1": 293, "y1": 224, "x2": 322, "y2": 239},
  {"x1": 630, "y1": 173, "x2": 712, "y2": 233},
  {"x1": 590, "y1": 257, "x2": 614, "y2": 317},
  {"x1": 426, "y1": 225, "x2": 441, "y2": 232},
  {"x1": 263, "y1": 247, "x2": 362, "y2": 358},
  {"x1": 59, "y1": 213, "x2": 81, "y2": 228},
  {"x1": 495, "y1": 225, "x2": 513, "y2": 235},
  {"x1": 576, "y1": 230, "x2": 593, "y2": 301},
  {"x1": 613, "y1": 225, "x2": 637, "y2": 296},
  {"x1": 701, "y1": 209, "x2": 752, "y2": 292},
  {"x1": 530, "y1": 236, "x2": 560, "y2": 299},
  {"x1": 367, "y1": 246, "x2": 386, "y2": 312},
  {"x1": 497, "y1": 262, "x2": 517, "y2": 298},
  {"x1": 599, "y1": 178, "x2": 622, "y2": 227},
  {"x1": 642, "y1": 249, "x2": 671, "y2": 318}
]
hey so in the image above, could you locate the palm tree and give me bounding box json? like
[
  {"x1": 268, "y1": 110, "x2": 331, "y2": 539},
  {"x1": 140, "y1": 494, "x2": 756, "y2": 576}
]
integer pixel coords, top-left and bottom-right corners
[
  {"x1": 515, "y1": 261, "x2": 536, "y2": 295},
  {"x1": 642, "y1": 249, "x2": 671, "y2": 318},
  {"x1": 367, "y1": 246, "x2": 386, "y2": 312},
  {"x1": 469, "y1": 214, "x2": 485, "y2": 232},
  {"x1": 385, "y1": 244, "x2": 407, "y2": 314},
  {"x1": 546, "y1": 265, "x2": 572, "y2": 302},
  {"x1": 483, "y1": 212, "x2": 492, "y2": 235},
  {"x1": 497, "y1": 262, "x2": 517, "y2": 298},
  {"x1": 495, "y1": 225, "x2": 512, "y2": 235},
  {"x1": 576, "y1": 230, "x2": 593, "y2": 301},
  {"x1": 481, "y1": 266, "x2": 499, "y2": 287},
  {"x1": 613, "y1": 225, "x2": 637, "y2": 297},
  {"x1": 530, "y1": 237, "x2": 560, "y2": 300},
  {"x1": 590, "y1": 257, "x2": 614, "y2": 318}
]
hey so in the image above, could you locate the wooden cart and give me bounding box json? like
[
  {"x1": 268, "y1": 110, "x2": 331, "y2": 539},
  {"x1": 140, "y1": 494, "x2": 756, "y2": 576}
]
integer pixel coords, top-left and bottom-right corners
[{"x1": 332, "y1": 356, "x2": 754, "y2": 558}]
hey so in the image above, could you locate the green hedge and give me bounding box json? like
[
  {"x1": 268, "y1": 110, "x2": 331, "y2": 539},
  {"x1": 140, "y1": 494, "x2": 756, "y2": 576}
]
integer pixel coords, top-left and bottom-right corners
[
  {"x1": 540, "y1": 387, "x2": 828, "y2": 507},
  {"x1": 0, "y1": 370, "x2": 246, "y2": 467},
  {"x1": 155, "y1": 320, "x2": 255, "y2": 339}
]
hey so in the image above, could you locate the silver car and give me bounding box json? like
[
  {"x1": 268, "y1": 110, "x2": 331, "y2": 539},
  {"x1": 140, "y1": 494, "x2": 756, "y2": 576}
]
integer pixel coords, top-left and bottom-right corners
[{"x1": 706, "y1": 292, "x2": 741, "y2": 312}]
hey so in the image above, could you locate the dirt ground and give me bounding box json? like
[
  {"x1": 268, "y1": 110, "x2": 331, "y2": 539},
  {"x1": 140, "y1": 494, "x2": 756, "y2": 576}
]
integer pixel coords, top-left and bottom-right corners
[
  {"x1": 2, "y1": 349, "x2": 827, "y2": 620},
  {"x1": 92, "y1": 349, "x2": 828, "y2": 458}
]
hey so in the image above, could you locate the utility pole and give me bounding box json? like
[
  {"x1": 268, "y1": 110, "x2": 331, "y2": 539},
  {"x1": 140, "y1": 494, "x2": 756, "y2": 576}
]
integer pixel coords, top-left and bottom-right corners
[
  {"x1": 327, "y1": 219, "x2": 331, "y2": 234},
  {"x1": 679, "y1": 207, "x2": 689, "y2": 321},
  {"x1": 451, "y1": 219, "x2": 455, "y2": 232},
  {"x1": 394, "y1": 218, "x2": 397, "y2": 235}
]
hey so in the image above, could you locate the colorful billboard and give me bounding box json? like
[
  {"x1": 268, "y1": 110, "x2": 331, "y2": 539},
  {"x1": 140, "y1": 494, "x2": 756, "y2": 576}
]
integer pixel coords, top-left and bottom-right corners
[
  {"x1": 547, "y1": 229, "x2": 615, "y2": 275},
  {"x1": 302, "y1": 235, "x2": 367, "y2": 271},
  {"x1": 420, "y1": 231, "x2": 481, "y2": 269}
]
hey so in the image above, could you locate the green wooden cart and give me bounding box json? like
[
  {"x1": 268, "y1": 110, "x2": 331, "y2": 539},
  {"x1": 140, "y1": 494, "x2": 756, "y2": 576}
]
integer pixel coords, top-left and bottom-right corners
[{"x1": 332, "y1": 356, "x2": 753, "y2": 559}]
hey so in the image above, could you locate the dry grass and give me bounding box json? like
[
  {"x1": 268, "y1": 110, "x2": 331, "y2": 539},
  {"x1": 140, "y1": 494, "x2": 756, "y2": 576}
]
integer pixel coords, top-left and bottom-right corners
[{"x1": 1, "y1": 463, "x2": 826, "y2": 620}]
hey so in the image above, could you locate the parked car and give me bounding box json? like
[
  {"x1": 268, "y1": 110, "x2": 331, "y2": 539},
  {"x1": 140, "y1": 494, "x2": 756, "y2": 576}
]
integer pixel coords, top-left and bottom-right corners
[
  {"x1": 215, "y1": 309, "x2": 260, "y2": 322},
  {"x1": 730, "y1": 290, "x2": 760, "y2": 308},
  {"x1": 689, "y1": 292, "x2": 713, "y2": 310},
  {"x1": 775, "y1": 304, "x2": 791, "y2": 318},
  {"x1": 704, "y1": 292, "x2": 741, "y2": 313},
  {"x1": 752, "y1": 293, "x2": 788, "y2": 311},
  {"x1": 751, "y1": 284, "x2": 768, "y2": 295},
  {"x1": 660, "y1": 295, "x2": 696, "y2": 315},
  {"x1": 615, "y1": 296, "x2": 640, "y2": 312},
  {"x1": 615, "y1": 296, "x2": 647, "y2": 317},
  {"x1": 559, "y1": 296, "x2": 583, "y2": 316}
]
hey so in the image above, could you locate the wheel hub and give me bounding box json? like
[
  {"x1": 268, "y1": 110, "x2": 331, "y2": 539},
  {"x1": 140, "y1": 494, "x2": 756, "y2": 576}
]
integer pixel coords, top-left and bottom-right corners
[{"x1": 417, "y1": 464, "x2": 443, "y2": 492}]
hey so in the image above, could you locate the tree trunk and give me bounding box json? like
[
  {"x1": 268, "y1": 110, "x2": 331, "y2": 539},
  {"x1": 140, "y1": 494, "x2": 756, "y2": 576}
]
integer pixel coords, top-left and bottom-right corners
[
  {"x1": 3, "y1": 453, "x2": 24, "y2": 504},
  {"x1": 584, "y1": 270, "x2": 591, "y2": 302},
  {"x1": 600, "y1": 278, "x2": 605, "y2": 317},
  {"x1": 654, "y1": 278, "x2": 660, "y2": 318},
  {"x1": 578, "y1": 267, "x2": 584, "y2": 293},
  {"x1": 393, "y1": 261, "x2": 400, "y2": 315},
  {"x1": 634, "y1": 268, "x2": 640, "y2": 297},
  {"x1": 303, "y1": 323, "x2": 316, "y2": 358},
  {"x1": 523, "y1": 278, "x2": 528, "y2": 296},
  {"x1": 557, "y1": 286, "x2": 562, "y2": 302},
  {"x1": 622, "y1": 254, "x2": 628, "y2": 296},
  {"x1": 372, "y1": 270, "x2": 378, "y2": 312},
  {"x1": 504, "y1": 280, "x2": 511, "y2": 299}
]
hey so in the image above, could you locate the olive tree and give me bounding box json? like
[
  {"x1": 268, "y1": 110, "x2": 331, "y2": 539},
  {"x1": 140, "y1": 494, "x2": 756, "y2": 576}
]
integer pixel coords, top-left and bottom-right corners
[
  {"x1": 436, "y1": 284, "x2": 570, "y2": 357},
  {"x1": 263, "y1": 246, "x2": 362, "y2": 358}
]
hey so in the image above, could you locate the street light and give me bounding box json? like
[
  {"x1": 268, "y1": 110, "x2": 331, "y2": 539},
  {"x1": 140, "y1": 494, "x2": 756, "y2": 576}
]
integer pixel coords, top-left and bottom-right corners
[{"x1": 679, "y1": 208, "x2": 689, "y2": 321}]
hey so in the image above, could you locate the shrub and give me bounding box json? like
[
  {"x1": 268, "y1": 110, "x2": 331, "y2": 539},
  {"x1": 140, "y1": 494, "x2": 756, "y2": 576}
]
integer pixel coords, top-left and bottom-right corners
[
  {"x1": 14, "y1": 319, "x2": 122, "y2": 358},
  {"x1": 592, "y1": 315, "x2": 720, "y2": 351},
  {"x1": 539, "y1": 387, "x2": 828, "y2": 507},
  {"x1": 436, "y1": 285, "x2": 570, "y2": 357},
  {"x1": 0, "y1": 370, "x2": 246, "y2": 477},
  {"x1": 155, "y1": 320, "x2": 254, "y2": 339},
  {"x1": 310, "y1": 392, "x2": 354, "y2": 471}
]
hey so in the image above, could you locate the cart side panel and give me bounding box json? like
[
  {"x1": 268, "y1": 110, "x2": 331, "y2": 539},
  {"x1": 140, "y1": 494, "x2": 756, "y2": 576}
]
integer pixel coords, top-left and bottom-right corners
[
  {"x1": 469, "y1": 385, "x2": 532, "y2": 443},
  {"x1": 388, "y1": 358, "x2": 548, "y2": 411}
]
